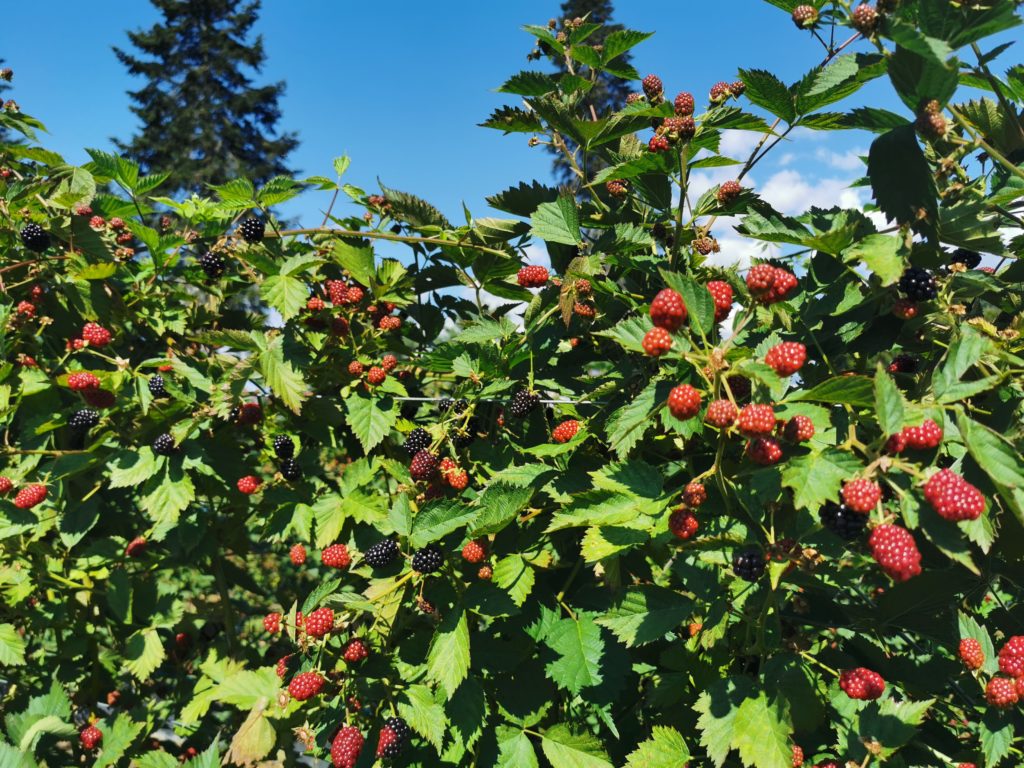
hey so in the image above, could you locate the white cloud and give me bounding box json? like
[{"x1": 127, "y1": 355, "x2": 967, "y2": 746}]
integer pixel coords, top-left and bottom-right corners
[
  {"x1": 815, "y1": 147, "x2": 866, "y2": 172},
  {"x1": 758, "y1": 169, "x2": 865, "y2": 216},
  {"x1": 703, "y1": 234, "x2": 780, "y2": 269},
  {"x1": 719, "y1": 130, "x2": 763, "y2": 159}
]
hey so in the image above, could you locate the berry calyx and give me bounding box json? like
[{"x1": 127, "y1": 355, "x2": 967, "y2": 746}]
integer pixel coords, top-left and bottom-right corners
[
  {"x1": 517, "y1": 265, "x2": 549, "y2": 288},
  {"x1": 649, "y1": 288, "x2": 687, "y2": 331},
  {"x1": 840, "y1": 667, "x2": 886, "y2": 700},
  {"x1": 765, "y1": 342, "x2": 806, "y2": 376},
  {"x1": 322, "y1": 544, "x2": 352, "y2": 569},
  {"x1": 841, "y1": 479, "x2": 882, "y2": 514},
  {"x1": 667, "y1": 384, "x2": 702, "y2": 420},
  {"x1": 923, "y1": 469, "x2": 985, "y2": 522},
  {"x1": 236, "y1": 475, "x2": 261, "y2": 495},
  {"x1": 288, "y1": 671, "x2": 324, "y2": 701},
  {"x1": 869, "y1": 524, "x2": 922, "y2": 581},
  {"x1": 642, "y1": 327, "x2": 673, "y2": 357},
  {"x1": 958, "y1": 638, "x2": 984, "y2": 670},
  {"x1": 552, "y1": 419, "x2": 580, "y2": 443}
]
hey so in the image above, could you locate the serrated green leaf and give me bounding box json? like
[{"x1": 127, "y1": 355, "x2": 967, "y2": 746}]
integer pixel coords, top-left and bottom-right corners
[
  {"x1": 868, "y1": 124, "x2": 937, "y2": 228},
  {"x1": 694, "y1": 676, "x2": 756, "y2": 767},
  {"x1": 259, "y1": 274, "x2": 308, "y2": 320},
  {"x1": 596, "y1": 586, "x2": 692, "y2": 647},
  {"x1": 253, "y1": 333, "x2": 306, "y2": 414},
  {"x1": 410, "y1": 499, "x2": 476, "y2": 548},
  {"x1": 787, "y1": 376, "x2": 873, "y2": 407},
  {"x1": 124, "y1": 628, "x2": 165, "y2": 681},
  {"x1": 842, "y1": 234, "x2": 905, "y2": 286},
  {"x1": 492, "y1": 554, "x2": 536, "y2": 606},
  {"x1": 94, "y1": 714, "x2": 145, "y2": 768},
  {"x1": 624, "y1": 726, "x2": 690, "y2": 768},
  {"x1": 399, "y1": 684, "x2": 447, "y2": 752},
  {"x1": 731, "y1": 692, "x2": 792, "y2": 768},
  {"x1": 107, "y1": 448, "x2": 160, "y2": 489},
  {"x1": 781, "y1": 449, "x2": 863, "y2": 512},
  {"x1": 497, "y1": 726, "x2": 539, "y2": 768},
  {"x1": 530, "y1": 195, "x2": 582, "y2": 245},
  {"x1": 226, "y1": 704, "x2": 275, "y2": 766},
  {"x1": 0, "y1": 624, "x2": 26, "y2": 666},
  {"x1": 874, "y1": 365, "x2": 906, "y2": 436},
  {"x1": 606, "y1": 379, "x2": 666, "y2": 459},
  {"x1": 344, "y1": 393, "x2": 397, "y2": 453},
  {"x1": 544, "y1": 615, "x2": 604, "y2": 694},
  {"x1": 738, "y1": 68, "x2": 795, "y2": 123},
  {"x1": 428, "y1": 604, "x2": 471, "y2": 699},
  {"x1": 539, "y1": 724, "x2": 613, "y2": 768}
]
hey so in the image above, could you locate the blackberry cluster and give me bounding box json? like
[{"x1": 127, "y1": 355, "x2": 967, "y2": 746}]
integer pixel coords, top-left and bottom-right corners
[
  {"x1": 452, "y1": 417, "x2": 480, "y2": 449},
  {"x1": 950, "y1": 248, "x2": 982, "y2": 269},
  {"x1": 898, "y1": 267, "x2": 937, "y2": 301},
  {"x1": 411, "y1": 544, "x2": 444, "y2": 573},
  {"x1": 20, "y1": 224, "x2": 50, "y2": 252},
  {"x1": 403, "y1": 427, "x2": 431, "y2": 455},
  {"x1": 280, "y1": 458, "x2": 301, "y2": 481},
  {"x1": 819, "y1": 502, "x2": 867, "y2": 540},
  {"x1": 148, "y1": 374, "x2": 168, "y2": 399},
  {"x1": 198, "y1": 252, "x2": 226, "y2": 278},
  {"x1": 152, "y1": 433, "x2": 176, "y2": 456},
  {"x1": 238, "y1": 216, "x2": 266, "y2": 243},
  {"x1": 508, "y1": 389, "x2": 540, "y2": 418},
  {"x1": 68, "y1": 409, "x2": 99, "y2": 430},
  {"x1": 273, "y1": 434, "x2": 294, "y2": 459},
  {"x1": 732, "y1": 549, "x2": 766, "y2": 581},
  {"x1": 363, "y1": 538, "x2": 399, "y2": 568},
  {"x1": 438, "y1": 397, "x2": 468, "y2": 415}
]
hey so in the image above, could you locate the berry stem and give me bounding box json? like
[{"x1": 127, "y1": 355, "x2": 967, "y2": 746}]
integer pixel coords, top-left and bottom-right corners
[
  {"x1": 798, "y1": 649, "x2": 839, "y2": 678},
  {"x1": 369, "y1": 570, "x2": 416, "y2": 603}
]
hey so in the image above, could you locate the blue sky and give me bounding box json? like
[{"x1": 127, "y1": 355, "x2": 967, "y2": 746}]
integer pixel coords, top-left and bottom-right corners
[{"x1": 1, "y1": 0, "x2": 1016, "y2": 263}]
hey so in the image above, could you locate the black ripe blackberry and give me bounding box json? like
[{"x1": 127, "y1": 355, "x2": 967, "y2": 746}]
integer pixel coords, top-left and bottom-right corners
[
  {"x1": 238, "y1": 216, "x2": 266, "y2": 243},
  {"x1": 898, "y1": 267, "x2": 937, "y2": 301},
  {"x1": 152, "y1": 433, "x2": 176, "y2": 456},
  {"x1": 411, "y1": 544, "x2": 444, "y2": 574},
  {"x1": 376, "y1": 716, "x2": 411, "y2": 759},
  {"x1": 438, "y1": 397, "x2": 454, "y2": 413},
  {"x1": 273, "y1": 434, "x2": 295, "y2": 459},
  {"x1": 889, "y1": 353, "x2": 918, "y2": 374},
  {"x1": 148, "y1": 374, "x2": 168, "y2": 399},
  {"x1": 732, "y1": 549, "x2": 766, "y2": 581},
  {"x1": 409, "y1": 450, "x2": 438, "y2": 481},
  {"x1": 228, "y1": 406, "x2": 240, "y2": 423},
  {"x1": 453, "y1": 417, "x2": 480, "y2": 449},
  {"x1": 950, "y1": 248, "x2": 982, "y2": 269},
  {"x1": 69, "y1": 409, "x2": 99, "y2": 430},
  {"x1": 452, "y1": 398, "x2": 468, "y2": 414},
  {"x1": 20, "y1": 224, "x2": 50, "y2": 252},
  {"x1": 280, "y1": 458, "x2": 301, "y2": 481},
  {"x1": 508, "y1": 389, "x2": 540, "y2": 418},
  {"x1": 819, "y1": 502, "x2": 868, "y2": 540},
  {"x1": 403, "y1": 427, "x2": 431, "y2": 456},
  {"x1": 363, "y1": 538, "x2": 399, "y2": 569},
  {"x1": 198, "y1": 251, "x2": 226, "y2": 278}
]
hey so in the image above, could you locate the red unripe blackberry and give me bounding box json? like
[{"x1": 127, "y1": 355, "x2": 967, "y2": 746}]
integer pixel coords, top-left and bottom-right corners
[
  {"x1": 606, "y1": 180, "x2": 628, "y2": 198},
  {"x1": 574, "y1": 278, "x2": 592, "y2": 296},
  {"x1": 705, "y1": 399, "x2": 737, "y2": 428},
  {"x1": 238, "y1": 216, "x2": 266, "y2": 243},
  {"x1": 79, "y1": 725, "x2": 103, "y2": 750},
  {"x1": 717, "y1": 180, "x2": 742, "y2": 205},
  {"x1": 733, "y1": 549, "x2": 766, "y2": 581},
  {"x1": 998, "y1": 636, "x2": 1024, "y2": 677},
  {"x1": 738, "y1": 403, "x2": 776, "y2": 437},
  {"x1": 552, "y1": 419, "x2": 580, "y2": 443},
  {"x1": 869, "y1": 524, "x2": 922, "y2": 581},
  {"x1": 378, "y1": 315, "x2": 402, "y2": 331},
  {"x1": 892, "y1": 299, "x2": 918, "y2": 320},
  {"x1": 851, "y1": 3, "x2": 879, "y2": 34},
  {"x1": 109, "y1": 217, "x2": 126, "y2": 231},
  {"x1": 706, "y1": 281, "x2": 733, "y2": 322},
  {"x1": 305, "y1": 607, "x2": 335, "y2": 638},
  {"x1": 747, "y1": 264, "x2": 798, "y2": 303},
  {"x1": 765, "y1": 342, "x2": 806, "y2": 376},
  {"x1": 648, "y1": 135, "x2": 671, "y2": 153},
  {"x1": 642, "y1": 327, "x2": 673, "y2": 356},
  {"x1": 381, "y1": 353, "x2": 398, "y2": 372},
  {"x1": 517, "y1": 265, "x2": 549, "y2": 288},
  {"x1": 411, "y1": 544, "x2": 444, "y2": 574},
  {"x1": 958, "y1": 638, "x2": 984, "y2": 670},
  {"x1": 345, "y1": 285, "x2": 365, "y2": 304},
  {"x1": 958, "y1": 764, "x2": 978, "y2": 768},
  {"x1": 840, "y1": 667, "x2": 886, "y2": 700},
  {"x1": 673, "y1": 91, "x2": 695, "y2": 116},
  {"x1": 16, "y1": 301, "x2": 35, "y2": 318},
  {"x1": 478, "y1": 565, "x2": 493, "y2": 580},
  {"x1": 903, "y1": 419, "x2": 942, "y2": 450},
  {"x1": 782, "y1": 415, "x2": 815, "y2": 442},
  {"x1": 667, "y1": 384, "x2": 702, "y2": 420},
  {"x1": 462, "y1": 539, "x2": 486, "y2": 564},
  {"x1": 322, "y1": 544, "x2": 351, "y2": 570},
  {"x1": 683, "y1": 482, "x2": 707, "y2": 508},
  {"x1": 81, "y1": 322, "x2": 112, "y2": 347},
  {"x1": 792, "y1": 5, "x2": 819, "y2": 27},
  {"x1": 791, "y1": 744, "x2": 804, "y2": 767},
  {"x1": 709, "y1": 82, "x2": 731, "y2": 103},
  {"x1": 263, "y1": 612, "x2": 281, "y2": 634},
  {"x1": 67, "y1": 372, "x2": 101, "y2": 391},
  {"x1": 923, "y1": 469, "x2": 985, "y2": 522},
  {"x1": 343, "y1": 638, "x2": 369, "y2": 663},
  {"x1": 236, "y1": 475, "x2": 260, "y2": 495},
  {"x1": 747, "y1": 436, "x2": 784, "y2": 465},
  {"x1": 89, "y1": 215, "x2": 106, "y2": 229},
  {"x1": 307, "y1": 296, "x2": 325, "y2": 311},
  {"x1": 669, "y1": 509, "x2": 699, "y2": 540},
  {"x1": 693, "y1": 236, "x2": 718, "y2": 255},
  {"x1": 366, "y1": 366, "x2": 386, "y2": 385},
  {"x1": 125, "y1": 536, "x2": 147, "y2": 558},
  {"x1": 841, "y1": 479, "x2": 881, "y2": 513},
  {"x1": 376, "y1": 716, "x2": 411, "y2": 758},
  {"x1": 290, "y1": 543, "x2": 307, "y2": 565},
  {"x1": 730, "y1": 81, "x2": 746, "y2": 97},
  {"x1": 641, "y1": 74, "x2": 663, "y2": 99},
  {"x1": 0, "y1": 477, "x2": 11, "y2": 495},
  {"x1": 331, "y1": 725, "x2": 365, "y2": 768},
  {"x1": 288, "y1": 671, "x2": 324, "y2": 701},
  {"x1": 573, "y1": 301, "x2": 595, "y2": 319},
  {"x1": 985, "y1": 677, "x2": 1018, "y2": 708},
  {"x1": 13, "y1": 484, "x2": 46, "y2": 509},
  {"x1": 236, "y1": 402, "x2": 262, "y2": 425},
  {"x1": 649, "y1": 288, "x2": 687, "y2": 331},
  {"x1": 410, "y1": 450, "x2": 438, "y2": 481}
]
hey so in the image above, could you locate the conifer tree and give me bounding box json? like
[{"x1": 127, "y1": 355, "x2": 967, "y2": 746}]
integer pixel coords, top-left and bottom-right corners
[{"x1": 113, "y1": 0, "x2": 298, "y2": 195}]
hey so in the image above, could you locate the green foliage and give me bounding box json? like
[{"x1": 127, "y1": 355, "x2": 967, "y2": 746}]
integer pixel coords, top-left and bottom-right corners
[{"x1": 1, "y1": 3, "x2": 1024, "y2": 767}]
